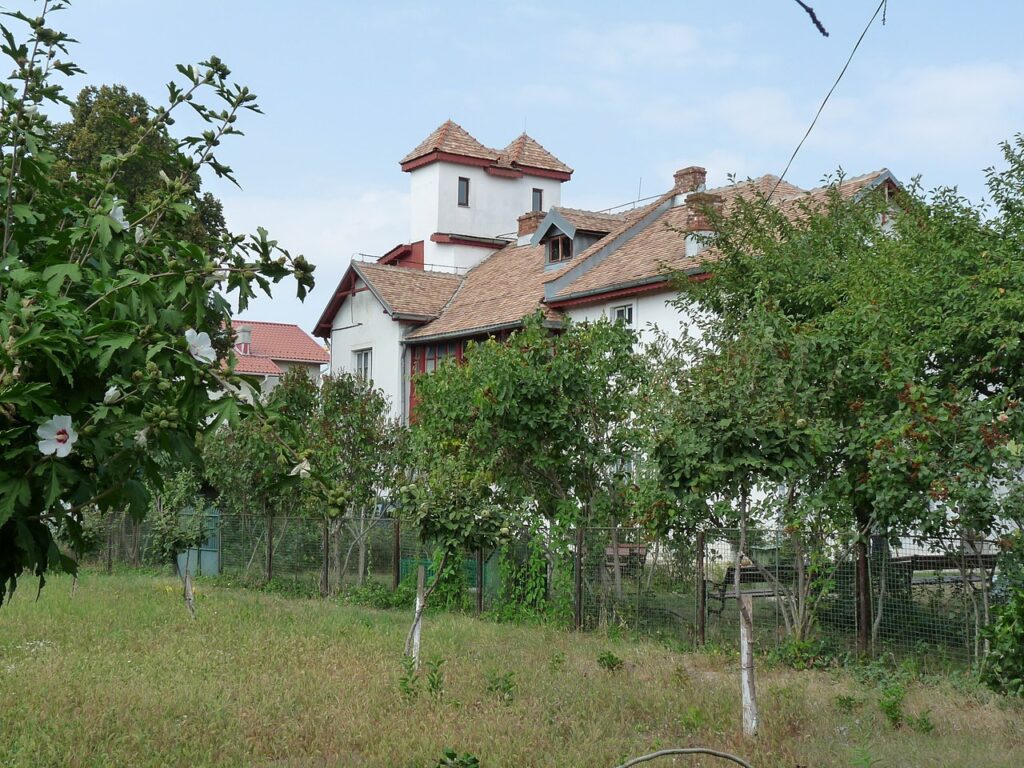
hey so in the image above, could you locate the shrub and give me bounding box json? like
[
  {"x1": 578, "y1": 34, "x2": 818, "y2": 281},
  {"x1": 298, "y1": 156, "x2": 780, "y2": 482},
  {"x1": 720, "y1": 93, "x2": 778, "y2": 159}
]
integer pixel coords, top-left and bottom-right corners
[
  {"x1": 597, "y1": 650, "x2": 624, "y2": 673},
  {"x1": 982, "y1": 585, "x2": 1024, "y2": 697}
]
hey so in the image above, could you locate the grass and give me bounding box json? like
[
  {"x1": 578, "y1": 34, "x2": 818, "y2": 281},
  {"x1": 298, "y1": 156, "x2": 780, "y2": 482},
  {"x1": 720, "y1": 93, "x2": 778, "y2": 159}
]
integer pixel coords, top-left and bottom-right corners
[{"x1": 1, "y1": 572, "x2": 1022, "y2": 768}]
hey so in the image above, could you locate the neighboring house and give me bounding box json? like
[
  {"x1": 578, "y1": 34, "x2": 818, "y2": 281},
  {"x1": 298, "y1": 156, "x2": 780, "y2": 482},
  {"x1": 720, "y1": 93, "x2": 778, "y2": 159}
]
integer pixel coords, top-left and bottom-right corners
[
  {"x1": 313, "y1": 120, "x2": 899, "y2": 421},
  {"x1": 230, "y1": 319, "x2": 329, "y2": 395}
]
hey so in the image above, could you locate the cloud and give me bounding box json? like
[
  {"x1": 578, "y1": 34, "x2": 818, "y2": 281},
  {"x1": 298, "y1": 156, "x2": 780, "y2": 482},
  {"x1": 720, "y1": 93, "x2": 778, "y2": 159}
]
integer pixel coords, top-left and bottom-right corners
[
  {"x1": 565, "y1": 23, "x2": 701, "y2": 72},
  {"x1": 220, "y1": 185, "x2": 408, "y2": 330}
]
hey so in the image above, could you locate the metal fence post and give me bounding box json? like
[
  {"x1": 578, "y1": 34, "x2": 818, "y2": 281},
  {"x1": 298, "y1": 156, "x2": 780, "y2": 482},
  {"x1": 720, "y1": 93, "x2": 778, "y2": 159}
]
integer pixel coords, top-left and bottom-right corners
[
  {"x1": 476, "y1": 547, "x2": 484, "y2": 615},
  {"x1": 321, "y1": 517, "x2": 329, "y2": 597},
  {"x1": 696, "y1": 530, "x2": 706, "y2": 646},
  {"x1": 392, "y1": 519, "x2": 401, "y2": 591},
  {"x1": 574, "y1": 525, "x2": 584, "y2": 630},
  {"x1": 266, "y1": 513, "x2": 274, "y2": 583}
]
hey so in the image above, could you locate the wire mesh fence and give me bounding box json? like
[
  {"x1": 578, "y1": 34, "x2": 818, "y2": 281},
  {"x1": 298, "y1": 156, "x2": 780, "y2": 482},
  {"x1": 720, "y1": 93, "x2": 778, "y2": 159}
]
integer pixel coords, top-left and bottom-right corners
[{"x1": 86, "y1": 511, "x2": 1009, "y2": 667}]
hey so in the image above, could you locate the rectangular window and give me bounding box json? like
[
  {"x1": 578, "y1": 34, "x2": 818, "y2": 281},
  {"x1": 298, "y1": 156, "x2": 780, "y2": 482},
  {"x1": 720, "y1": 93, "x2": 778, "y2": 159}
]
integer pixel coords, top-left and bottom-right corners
[
  {"x1": 532, "y1": 188, "x2": 543, "y2": 212},
  {"x1": 354, "y1": 348, "x2": 372, "y2": 380},
  {"x1": 457, "y1": 176, "x2": 470, "y2": 207},
  {"x1": 547, "y1": 235, "x2": 572, "y2": 263},
  {"x1": 612, "y1": 304, "x2": 634, "y2": 326}
]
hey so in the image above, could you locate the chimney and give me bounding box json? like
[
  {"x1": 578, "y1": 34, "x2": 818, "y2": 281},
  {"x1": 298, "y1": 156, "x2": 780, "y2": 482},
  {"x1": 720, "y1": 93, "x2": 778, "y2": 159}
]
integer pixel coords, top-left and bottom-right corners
[
  {"x1": 236, "y1": 325, "x2": 252, "y2": 356},
  {"x1": 673, "y1": 166, "x2": 707, "y2": 194},
  {"x1": 685, "y1": 192, "x2": 724, "y2": 232},
  {"x1": 517, "y1": 210, "x2": 545, "y2": 238}
]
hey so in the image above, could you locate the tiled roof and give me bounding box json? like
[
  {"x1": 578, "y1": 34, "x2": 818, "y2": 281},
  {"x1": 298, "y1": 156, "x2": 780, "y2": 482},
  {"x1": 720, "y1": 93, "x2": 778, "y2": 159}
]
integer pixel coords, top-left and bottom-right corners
[
  {"x1": 498, "y1": 133, "x2": 573, "y2": 174},
  {"x1": 230, "y1": 320, "x2": 328, "y2": 364},
  {"x1": 407, "y1": 244, "x2": 562, "y2": 341},
  {"x1": 548, "y1": 170, "x2": 895, "y2": 302},
  {"x1": 233, "y1": 355, "x2": 284, "y2": 376},
  {"x1": 401, "y1": 120, "x2": 499, "y2": 165},
  {"x1": 355, "y1": 262, "x2": 464, "y2": 319},
  {"x1": 550, "y1": 206, "x2": 627, "y2": 234}
]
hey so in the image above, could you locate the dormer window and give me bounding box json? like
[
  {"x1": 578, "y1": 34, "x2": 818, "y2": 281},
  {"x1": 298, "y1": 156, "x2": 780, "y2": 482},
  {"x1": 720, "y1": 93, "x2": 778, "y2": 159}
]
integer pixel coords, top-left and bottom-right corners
[
  {"x1": 547, "y1": 234, "x2": 572, "y2": 263},
  {"x1": 457, "y1": 176, "x2": 470, "y2": 207}
]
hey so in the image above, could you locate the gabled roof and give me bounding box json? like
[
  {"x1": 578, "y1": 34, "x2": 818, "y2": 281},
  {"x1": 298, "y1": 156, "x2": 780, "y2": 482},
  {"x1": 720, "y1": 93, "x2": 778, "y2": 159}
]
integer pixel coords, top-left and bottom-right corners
[
  {"x1": 497, "y1": 133, "x2": 573, "y2": 175},
  {"x1": 401, "y1": 119, "x2": 499, "y2": 165},
  {"x1": 532, "y1": 206, "x2": 628, "y2": 243},
  {"x1": 406, "y1": 243, "x2": 562, "y2": 343},
  {"x1": 230, "y1": 320, "x2": 328, "y2": 364},
  {"x1": 233, "y1": 355, "x2": 284, "y2": 376},
  {"x1": 399, "y1": 121, "x2": 572, "y2": 180},
  {"x1": 354, "y1": 262, "x2": 464, "y2": 320},
  {"x1": 312, "y1": 260, "x2": 465, "y2": 338}
]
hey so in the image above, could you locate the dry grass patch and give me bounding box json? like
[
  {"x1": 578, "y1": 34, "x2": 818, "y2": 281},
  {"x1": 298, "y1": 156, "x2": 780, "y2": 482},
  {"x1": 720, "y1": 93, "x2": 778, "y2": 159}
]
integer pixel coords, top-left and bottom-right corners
[{"x1": 0, "y1": 572, "x2": 1021, "y2": 767}]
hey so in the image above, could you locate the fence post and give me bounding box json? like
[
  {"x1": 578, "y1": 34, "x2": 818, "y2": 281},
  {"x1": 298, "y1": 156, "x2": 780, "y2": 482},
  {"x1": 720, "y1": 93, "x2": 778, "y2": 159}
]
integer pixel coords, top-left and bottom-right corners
[
  {"x1": 266, "y1": 513, "x2": 274, "y2": 583},
  {"x1": 696, "y1": 530, "x2": 706, "y2": 646},
  {"x1": 476, "y1": 547, "x2": 484, "y2": 615},
  {"x1": 320, "y1": 517, "x2": 329, "y2": 597},
  {"x1": 574, "y1": 525, "x2": 584, "y2": 630},
  {"x1": 392, "y1": 519, "x2": 401, "y2": 591},
  {"x1": 106, "y1": 512, "x2": 114, "y2": 574}
]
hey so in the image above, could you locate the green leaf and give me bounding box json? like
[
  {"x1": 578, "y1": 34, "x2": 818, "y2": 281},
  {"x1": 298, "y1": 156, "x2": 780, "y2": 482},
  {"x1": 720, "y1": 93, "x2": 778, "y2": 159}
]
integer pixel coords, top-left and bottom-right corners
[{"x1": 42, "y1": 263, "x2": 82, "y2": 294}]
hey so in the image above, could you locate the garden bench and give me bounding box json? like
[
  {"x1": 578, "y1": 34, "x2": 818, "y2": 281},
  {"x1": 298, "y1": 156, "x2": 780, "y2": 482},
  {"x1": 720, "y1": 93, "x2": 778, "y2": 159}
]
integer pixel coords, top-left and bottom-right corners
[{"x1": 706, "y1": 562, "x2": 798, "y2": 616}]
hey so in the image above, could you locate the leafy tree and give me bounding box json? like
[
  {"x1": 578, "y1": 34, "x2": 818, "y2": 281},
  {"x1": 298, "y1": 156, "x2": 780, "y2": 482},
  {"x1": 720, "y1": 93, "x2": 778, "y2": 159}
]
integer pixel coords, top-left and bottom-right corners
[
  {"x1": 52, "y1": 84, "x2": 226, "y2": 249},
  {"x1": 0, "y1": 4, "x2": 315, "y2": 603}
]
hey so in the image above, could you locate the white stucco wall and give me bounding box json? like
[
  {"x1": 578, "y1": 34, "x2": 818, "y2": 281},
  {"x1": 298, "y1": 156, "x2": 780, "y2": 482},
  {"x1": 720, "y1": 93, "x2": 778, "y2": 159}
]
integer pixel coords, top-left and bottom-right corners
[
  {"x1": 564, "y1": 289, "x2": 695, "y2": 349},
  {"x1": 328, "y1": 281, "x2": 405, "y2": 420},
  {"x1": 410, "y1": 161, "x2": 561, "y2": 254}
]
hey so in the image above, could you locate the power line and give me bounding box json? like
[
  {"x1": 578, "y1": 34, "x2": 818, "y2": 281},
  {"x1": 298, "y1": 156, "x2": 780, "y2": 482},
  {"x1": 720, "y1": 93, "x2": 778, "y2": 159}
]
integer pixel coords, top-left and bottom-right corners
[{"x1": 765, "y1": 0, "x2": 888, "y2": 204}]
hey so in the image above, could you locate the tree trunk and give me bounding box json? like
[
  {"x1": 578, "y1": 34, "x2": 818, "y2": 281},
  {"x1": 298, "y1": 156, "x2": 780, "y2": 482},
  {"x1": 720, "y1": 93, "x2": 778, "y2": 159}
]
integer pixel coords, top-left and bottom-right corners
[
  {"x1": 331, "y1": 517, "x2": 343, "y2": 593},
  {"x1": 357, "y1": 508, "x2": 368, "y2": 586},
  {"x1": 696, "y1": 531, "x2": 706, "y2": 646},
  {"x1": 265, "y1": 511, "x2": 274, "y2": 584},
  {"x1": 854, "y1": 501, "x2": 872, "y2": 657},
  {"x1": 411, "y1": 564, "x2": 425, "y2": 669},
  {"x1": 320, "y1": 517, "x2": 329, "y2": 598},
  {"x1": 736, "y1": 489, "x2": 758, "y2": 738},
  {"x1": 574, "y1": 525, "x2": 584, "y2": 630}
]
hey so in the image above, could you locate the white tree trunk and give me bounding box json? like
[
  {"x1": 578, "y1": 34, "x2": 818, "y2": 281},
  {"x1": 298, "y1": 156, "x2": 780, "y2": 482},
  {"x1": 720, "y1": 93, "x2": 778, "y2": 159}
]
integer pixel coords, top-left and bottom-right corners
[
  {"x1": 411, "y1": 564, "x2": 425, "y2": 670},
  {"x1": 736, "y1": 490, "x2": 758, "y2": 737}
]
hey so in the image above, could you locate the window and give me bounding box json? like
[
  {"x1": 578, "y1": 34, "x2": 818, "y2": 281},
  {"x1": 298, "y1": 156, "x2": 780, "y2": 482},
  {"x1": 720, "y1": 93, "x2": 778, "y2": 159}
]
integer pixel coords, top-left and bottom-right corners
[
  {"x1": 532, "y1": 188, "x2": 543, "y2": 212},
  {"x1": 547, "y1": 234, "x2": 572, "y2": 263},
  {"x1": 354, "y1": 348, "x2": 372, "y2": 380},
  {"x1": 612, "y1": 304, "x2": 634, "y2": 326},
  {"x1": 457, "y1": 176, "x2": 470, "y2": 207}
]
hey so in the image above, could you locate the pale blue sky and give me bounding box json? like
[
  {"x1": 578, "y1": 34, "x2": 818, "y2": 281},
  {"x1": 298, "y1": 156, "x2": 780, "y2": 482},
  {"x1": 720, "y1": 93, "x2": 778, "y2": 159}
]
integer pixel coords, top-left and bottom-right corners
[{"x1": 17, "y1": 1, "x2": 1024, "y2": 330}]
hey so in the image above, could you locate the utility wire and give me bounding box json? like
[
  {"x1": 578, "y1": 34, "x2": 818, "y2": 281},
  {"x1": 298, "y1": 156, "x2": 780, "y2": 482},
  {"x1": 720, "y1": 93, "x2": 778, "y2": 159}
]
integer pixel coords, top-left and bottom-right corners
[{"x1": 765, "y1": 0, "x2": 888, "y2": 204}]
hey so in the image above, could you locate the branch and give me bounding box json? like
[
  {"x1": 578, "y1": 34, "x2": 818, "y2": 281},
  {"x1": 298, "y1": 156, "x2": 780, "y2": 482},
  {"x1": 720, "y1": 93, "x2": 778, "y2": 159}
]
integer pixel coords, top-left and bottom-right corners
[
  {"x1": 614, "y1": 747, "x2": 754, "y2": 768},
  {"x1": 793, "y1": 0, "x2": 829, "y2": 37}
]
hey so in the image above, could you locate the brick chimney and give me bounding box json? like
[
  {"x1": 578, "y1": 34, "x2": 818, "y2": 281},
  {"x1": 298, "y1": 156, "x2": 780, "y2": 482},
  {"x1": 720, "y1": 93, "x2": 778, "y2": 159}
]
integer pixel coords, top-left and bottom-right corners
[
  {"x1": 517, "y1": 210, "x2": 545, "y2": 238},
  {"x1": 236, "y1": 325, "x2": 252, "y2": 356},
  {"x1": 673, "y1": 166, "x2": 707, "y2": 193},
  {"x1": 685, "y1": 192, "x2": 724, "y2": 232}
]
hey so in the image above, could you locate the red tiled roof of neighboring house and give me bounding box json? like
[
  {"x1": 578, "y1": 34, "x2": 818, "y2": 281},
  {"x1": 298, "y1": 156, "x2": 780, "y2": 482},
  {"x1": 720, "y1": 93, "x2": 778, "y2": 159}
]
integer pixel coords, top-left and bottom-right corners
[
  {"x1": 407, "y1": 243, "x2": 562, "y2": 342},
  {"x1": 497, "y1": 133, "x2": 573, "y2": 174},
  {"x1": 401, "y1": 120, "x2": 499, "y2": 165},
  {"x1": 232, "y1": 355, "x2": 284, "y2": 376},
  {"x1": 355, "y1": 262, "x2": 464, "y2": 319},
  {"x1": 230, "y1": 320, "x2": 329, "y2": 364}
]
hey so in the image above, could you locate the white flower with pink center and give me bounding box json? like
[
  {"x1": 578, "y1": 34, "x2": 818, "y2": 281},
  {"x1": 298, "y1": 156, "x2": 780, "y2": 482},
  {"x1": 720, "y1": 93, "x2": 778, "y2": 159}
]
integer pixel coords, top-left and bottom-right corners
[
  {"x1": 184, "y1": 329, "x2": 216, "y2": 364},
  {"x1": 37, "y1": 415, "x2": 78, "y2": 458}
]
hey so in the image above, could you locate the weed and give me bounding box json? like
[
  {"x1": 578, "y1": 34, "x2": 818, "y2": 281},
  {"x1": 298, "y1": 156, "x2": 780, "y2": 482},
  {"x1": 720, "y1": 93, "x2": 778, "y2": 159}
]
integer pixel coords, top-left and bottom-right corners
[
  {"x1": 436, "y1": 748, "x2": 480, "y2": 767},
  {"x1": 399, "y1": 655, "x2": 420, "y2": 701},
  {"x1": 907, "y1": 708, "x2": 935, "y2": 734},
  {"x1": 485, "y1": 669, "x2": 516, "y2": 704},
  {"x1": 878, "y1": 680, "x2": 906, "y2": 728},
  {"x1": 597, "y1": 650, "x2": 624, "y2": 673},
  {"x1": 834, "y1": 694, "x2": 863, "y2": 714},
  {"x1": 677, "y1": 705, "x2": 705, "y2": 731},
  {"x1": 849, "y1": 747, "x2": 882, "y2": 767},
  {"x1": 548, "y1": 650, "x2": 565, "y2": 672},
  {"x1": 425, "y1": 657, "x2": 446, "y2": 701}
]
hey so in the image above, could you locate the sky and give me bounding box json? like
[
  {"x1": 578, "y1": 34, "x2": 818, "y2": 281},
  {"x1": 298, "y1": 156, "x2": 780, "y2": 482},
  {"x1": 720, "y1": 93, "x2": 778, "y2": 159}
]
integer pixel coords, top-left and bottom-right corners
[{"x1": 17, "y1": 0, "x2": 1024, "y2": 332}]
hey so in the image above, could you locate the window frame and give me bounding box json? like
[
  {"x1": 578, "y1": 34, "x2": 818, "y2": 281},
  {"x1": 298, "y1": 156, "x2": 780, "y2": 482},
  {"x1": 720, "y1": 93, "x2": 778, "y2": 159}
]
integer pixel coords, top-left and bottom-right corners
[
  {"x1": 612, "y1": 303, "x2": 634, "y2": 326},
  {"x1": 354, "y1": 348, "x2": 372, "y2": 380},
  {"x1": 546, "y1": 234, "x2": 572, "y2": 264},
  {"x1": 457, "y1": 176, "x2": 470, "y2": 207},
  {"x1": 532, "y1": 187, "x2": 543, "y2": 212}
]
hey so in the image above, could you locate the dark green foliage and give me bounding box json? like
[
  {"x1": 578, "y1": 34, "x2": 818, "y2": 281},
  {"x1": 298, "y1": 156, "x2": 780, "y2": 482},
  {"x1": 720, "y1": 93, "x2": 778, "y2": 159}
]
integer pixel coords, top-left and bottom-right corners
[
  {"x1": 878, "y1": 680, "x2": 906, "y2": 728},
  {"x1": 596, "y1": 650, "x2": 624, "y2": 672},
  {"x1": 484, "y1": 669, "x2": 516, "y2": 704},
  {"x1": 982, "y1": 587, "x2": 1024, "y2": 696},
  {"x1": 436, "y1": 750, "x2": 480, "y2": 768}
]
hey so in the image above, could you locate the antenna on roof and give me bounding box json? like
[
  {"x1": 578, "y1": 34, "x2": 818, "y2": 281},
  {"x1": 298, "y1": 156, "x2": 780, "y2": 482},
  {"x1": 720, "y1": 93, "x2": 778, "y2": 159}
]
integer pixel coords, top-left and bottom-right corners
[{"x1": 636, "y1": 177, "x2": 643, "y2": 206}]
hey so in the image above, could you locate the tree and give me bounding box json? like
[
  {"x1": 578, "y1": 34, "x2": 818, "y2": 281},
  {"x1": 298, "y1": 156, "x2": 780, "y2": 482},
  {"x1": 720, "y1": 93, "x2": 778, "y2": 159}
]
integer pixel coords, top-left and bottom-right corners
[
  {"x1": 656, "y1": 154, "x2": 1024, "y2": 662},
  {"x1": 0, "y1": 3, "x2": 315, "y2": 604},
  {"x1": 52, "y1": 84, "x2": 226, "y2": 249}
]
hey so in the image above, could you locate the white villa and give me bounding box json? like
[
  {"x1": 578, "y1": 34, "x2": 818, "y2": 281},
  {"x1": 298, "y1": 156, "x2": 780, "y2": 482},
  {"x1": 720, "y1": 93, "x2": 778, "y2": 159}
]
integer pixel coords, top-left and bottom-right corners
[{"x1": 313, "y1": 120, "x2": 897, "y2": 421}]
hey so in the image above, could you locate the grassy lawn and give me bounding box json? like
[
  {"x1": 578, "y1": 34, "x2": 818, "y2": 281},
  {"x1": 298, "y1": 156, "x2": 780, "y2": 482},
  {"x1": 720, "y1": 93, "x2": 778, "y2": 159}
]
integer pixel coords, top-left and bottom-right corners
[{"x1": 1, "y1": 572, "x2": 1021, "y2": 767}]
